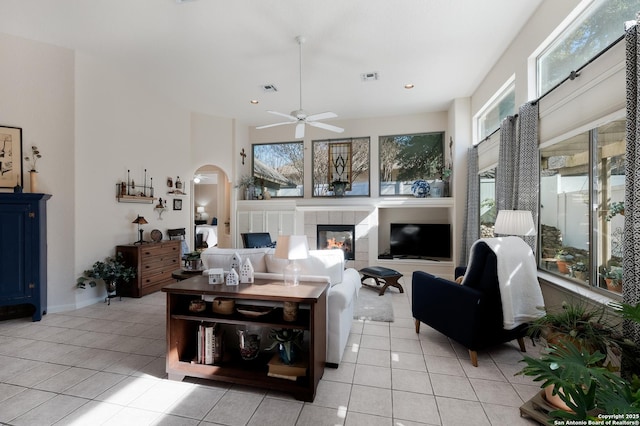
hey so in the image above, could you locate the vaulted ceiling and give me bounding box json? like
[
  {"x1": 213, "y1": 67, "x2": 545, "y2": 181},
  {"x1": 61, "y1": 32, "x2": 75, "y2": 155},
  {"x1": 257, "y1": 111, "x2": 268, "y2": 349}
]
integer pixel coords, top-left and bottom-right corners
[{"x1": 0, "y1": 0, "x2": 543, "y2": 127}]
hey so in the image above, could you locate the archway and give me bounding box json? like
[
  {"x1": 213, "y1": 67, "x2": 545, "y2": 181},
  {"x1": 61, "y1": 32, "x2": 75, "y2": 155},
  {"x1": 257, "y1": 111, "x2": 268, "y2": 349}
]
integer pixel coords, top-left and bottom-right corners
[{"x1": 192, "y1": 165, "x2": 231, "y2": 249}]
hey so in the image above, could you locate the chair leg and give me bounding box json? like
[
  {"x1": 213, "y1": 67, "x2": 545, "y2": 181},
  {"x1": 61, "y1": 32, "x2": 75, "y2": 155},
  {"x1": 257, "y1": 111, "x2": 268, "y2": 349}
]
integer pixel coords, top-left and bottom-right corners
[
  {"x1": 517, "y1": 337, "x2": 526, "y2": 352},
  {"x1": 469, "y1": 350, "x2": 478, "y2": 367},
  {"x1": 414, "y1": 319, "x2": 420, "y2": 333}
]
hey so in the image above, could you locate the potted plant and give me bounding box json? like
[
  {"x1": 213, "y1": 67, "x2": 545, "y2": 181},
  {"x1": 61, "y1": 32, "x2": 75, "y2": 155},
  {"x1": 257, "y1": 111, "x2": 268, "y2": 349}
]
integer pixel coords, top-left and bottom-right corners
[
  {"x1": 77, "y1": 253, "x2": 136, "y2": 294},
  {"x1": 602, "y1": 267, "x2": 623, "y2": 293},
  {"x1": 519, "y1": 302, "x2": 640, "y2": 420},
  {"x1": 266, "y1": 328, "x2": 303, "y2": 365},
  {"x1": 184, "y1": 251, "x2": 202, "y2": 270},
  {"x1": 522, "y1": 301, "x2": 627, "y2": 414},
  {"x1": 570, "y1": 261, "x2": 588, "y2": 282},
  {"x1": 606, "y1": 201, "x2": 625, "y2": 221},
  {"x1": 236, "y1": 175, "x2": 256, "y2": 200},
  {"x1": 555, "y1": 249, "x2": 573, "y2": 274}
]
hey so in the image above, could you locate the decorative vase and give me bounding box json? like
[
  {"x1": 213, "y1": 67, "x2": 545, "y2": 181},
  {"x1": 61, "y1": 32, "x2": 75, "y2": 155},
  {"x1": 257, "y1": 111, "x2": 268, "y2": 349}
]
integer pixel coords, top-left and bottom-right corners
[
  {"x1": 411, "y1": 180, "x2": 430, "y2": 198},
  {"x1": 237, "y1": 329, "x2": 260, "y2": 360},
  {"x1": 29, "y1": 170, "x2": 38, "y2": 193},
  {"x1": 279, "y1": 342, "x2": 297, "y2": 365}
]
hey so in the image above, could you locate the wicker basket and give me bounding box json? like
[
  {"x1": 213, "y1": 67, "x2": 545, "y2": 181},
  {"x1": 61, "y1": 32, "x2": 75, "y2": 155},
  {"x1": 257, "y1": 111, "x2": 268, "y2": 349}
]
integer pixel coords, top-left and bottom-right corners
[{"x1": 212, "y1": 297, "x2": 235, "y2": 315}]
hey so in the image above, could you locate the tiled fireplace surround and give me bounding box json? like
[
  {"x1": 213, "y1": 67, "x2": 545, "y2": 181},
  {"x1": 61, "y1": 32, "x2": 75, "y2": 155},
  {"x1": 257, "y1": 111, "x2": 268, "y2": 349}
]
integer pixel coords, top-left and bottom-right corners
[{"x1": 302, "y1": 208, "x2": 372, "y2": 272}]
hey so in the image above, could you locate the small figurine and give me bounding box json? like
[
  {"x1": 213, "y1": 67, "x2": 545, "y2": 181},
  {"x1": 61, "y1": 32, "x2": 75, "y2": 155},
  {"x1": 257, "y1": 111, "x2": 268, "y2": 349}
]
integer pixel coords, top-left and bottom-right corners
[
  {"x1": 229, "y1": 252, "x2": 242, "y2": 275},
  {"x1": 226, "y1": 268, "x2": 239, "y2": 286},
  {"x1": 240, "y1": 258, "x2": 254, "y2": 284}
]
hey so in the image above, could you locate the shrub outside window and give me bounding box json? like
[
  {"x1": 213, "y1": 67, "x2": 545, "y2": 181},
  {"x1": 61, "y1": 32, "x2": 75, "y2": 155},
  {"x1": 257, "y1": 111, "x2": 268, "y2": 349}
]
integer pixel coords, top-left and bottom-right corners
[
  {"x1": 379, "y1": 132, "x2": 446, "y2": 196},
  {"x1": 537, "y1": 0, "x2": 640, "y2": 95}
]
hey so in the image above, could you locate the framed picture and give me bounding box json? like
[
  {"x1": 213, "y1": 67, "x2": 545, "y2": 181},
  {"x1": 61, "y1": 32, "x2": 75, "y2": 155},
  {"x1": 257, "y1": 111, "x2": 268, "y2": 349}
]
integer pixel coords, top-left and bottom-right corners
[
  {"x1": 0, "y1": 126, "x2": 23, "y2": 189},
  {"x1": 173, "y1": 198, "x2": 182, "y2": 210}
]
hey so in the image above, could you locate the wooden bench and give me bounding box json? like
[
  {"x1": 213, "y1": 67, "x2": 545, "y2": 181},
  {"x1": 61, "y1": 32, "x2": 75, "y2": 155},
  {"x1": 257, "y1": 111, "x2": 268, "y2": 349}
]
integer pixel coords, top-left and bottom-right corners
[{"x1": 359, "y1": 266, "x2": 404, "y2": 296}]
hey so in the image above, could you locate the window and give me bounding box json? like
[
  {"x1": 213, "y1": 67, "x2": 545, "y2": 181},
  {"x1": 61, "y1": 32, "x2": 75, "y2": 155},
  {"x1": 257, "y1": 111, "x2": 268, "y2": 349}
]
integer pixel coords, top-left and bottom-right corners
[
  {"x1": 311, "y1": 137, "x2": 370, "y2": 197},
  {"x1": 252, "y1": 142, "x2": 304, "y2": 197},
  {"x1": 537, "y1": 0, "x2": 640, "y2": 95},
  {"x1": 479, "y1": 169, "x2": 496, "y2": 237},
  {"x1": 539, "y1": 118, "x2": 625, "y2": 296},
  {"x1": 476, "y1": 81, "x2": 515, "y2": 142},
  {"x1": 379, "y1": 132, "x2": 445, "y2": 196}
]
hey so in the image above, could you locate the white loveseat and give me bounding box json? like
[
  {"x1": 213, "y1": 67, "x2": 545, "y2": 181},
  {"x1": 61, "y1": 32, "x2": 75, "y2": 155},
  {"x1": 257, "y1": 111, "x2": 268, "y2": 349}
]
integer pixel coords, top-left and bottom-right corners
[{"x1": 200, "y1": 247, "x2": 361, "y2": 366}]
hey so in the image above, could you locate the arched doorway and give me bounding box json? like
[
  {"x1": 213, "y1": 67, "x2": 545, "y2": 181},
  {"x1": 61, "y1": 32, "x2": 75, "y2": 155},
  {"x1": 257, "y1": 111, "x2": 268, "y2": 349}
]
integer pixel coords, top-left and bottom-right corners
[{"x1": 192, "y1": 165, "x2": 231, "y2": 249}]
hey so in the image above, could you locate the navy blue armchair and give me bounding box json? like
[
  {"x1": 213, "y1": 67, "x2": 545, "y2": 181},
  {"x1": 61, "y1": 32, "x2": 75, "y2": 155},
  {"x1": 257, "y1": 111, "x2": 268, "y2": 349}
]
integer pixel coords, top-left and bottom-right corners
[{"x1": 412, "y1": 241, "x2": 527, "y2": 366}]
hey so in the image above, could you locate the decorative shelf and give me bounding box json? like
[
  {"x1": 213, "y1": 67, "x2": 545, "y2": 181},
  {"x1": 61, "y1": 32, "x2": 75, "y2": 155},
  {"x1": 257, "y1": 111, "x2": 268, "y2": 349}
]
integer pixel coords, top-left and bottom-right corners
[{"x1": 116, "y1": 194, "x2": 157, "y2": 204}]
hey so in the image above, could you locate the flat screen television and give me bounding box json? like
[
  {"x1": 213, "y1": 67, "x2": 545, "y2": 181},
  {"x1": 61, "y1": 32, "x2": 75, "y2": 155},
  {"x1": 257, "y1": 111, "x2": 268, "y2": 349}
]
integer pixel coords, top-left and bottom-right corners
[{"x1": 389, "y1": 223, "x2": 451, "y2": 260}]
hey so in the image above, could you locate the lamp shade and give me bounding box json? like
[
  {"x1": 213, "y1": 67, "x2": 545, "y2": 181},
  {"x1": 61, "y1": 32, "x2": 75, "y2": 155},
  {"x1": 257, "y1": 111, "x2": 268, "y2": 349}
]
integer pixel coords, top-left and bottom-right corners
[
  {"x1": 196, "y1": 206, "x2": 205, "y2": 213},
  {"x1": 494, "y1": 210, "x2": 536, "y2": 236},
  {"x1": 132, "y1": 215, "x2": 148, "y2": 225},
  {"x1": 275, "y1": 235, "x2": 309, "y2": 260}
]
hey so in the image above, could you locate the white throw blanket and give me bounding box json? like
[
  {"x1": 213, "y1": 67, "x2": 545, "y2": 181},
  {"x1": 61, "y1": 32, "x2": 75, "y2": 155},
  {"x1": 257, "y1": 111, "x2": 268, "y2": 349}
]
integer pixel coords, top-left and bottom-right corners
[{"x1": 465, "y1": 237, "x2": 545, "y2": 330}]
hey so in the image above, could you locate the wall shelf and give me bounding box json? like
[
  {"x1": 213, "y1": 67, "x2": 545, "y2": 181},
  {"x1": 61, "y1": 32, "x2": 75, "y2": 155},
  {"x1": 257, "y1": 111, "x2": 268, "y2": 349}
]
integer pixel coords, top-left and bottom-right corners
[{"x1": 116, "y1": 194, "x2": 156, "y2": 204}]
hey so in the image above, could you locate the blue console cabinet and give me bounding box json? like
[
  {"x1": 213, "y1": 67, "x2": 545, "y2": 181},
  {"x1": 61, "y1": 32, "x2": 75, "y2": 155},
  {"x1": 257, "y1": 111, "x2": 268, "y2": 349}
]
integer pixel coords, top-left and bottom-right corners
[{"x1": 0, "y1": 193, "x2": 51, "y2": 321}]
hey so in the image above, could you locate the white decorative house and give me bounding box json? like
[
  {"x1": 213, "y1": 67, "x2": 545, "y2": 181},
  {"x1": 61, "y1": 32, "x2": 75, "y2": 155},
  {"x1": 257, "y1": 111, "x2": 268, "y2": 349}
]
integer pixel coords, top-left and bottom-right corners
[{"x1": 240, "y1": 258, "x2": 254, "y2": 284}]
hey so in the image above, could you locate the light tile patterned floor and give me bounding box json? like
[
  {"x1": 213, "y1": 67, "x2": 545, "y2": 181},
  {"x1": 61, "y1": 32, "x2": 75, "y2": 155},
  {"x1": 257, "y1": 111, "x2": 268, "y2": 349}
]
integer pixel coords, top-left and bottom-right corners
[{"x1": 0, "y1": 288, "x2": 540, "y2": 425}]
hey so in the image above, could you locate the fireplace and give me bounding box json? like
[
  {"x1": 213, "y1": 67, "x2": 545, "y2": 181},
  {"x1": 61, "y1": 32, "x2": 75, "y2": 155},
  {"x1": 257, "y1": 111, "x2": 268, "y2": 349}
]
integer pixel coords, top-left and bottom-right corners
[{"x1": 317, "y1": 225, "x2": 355, "y2": 260}]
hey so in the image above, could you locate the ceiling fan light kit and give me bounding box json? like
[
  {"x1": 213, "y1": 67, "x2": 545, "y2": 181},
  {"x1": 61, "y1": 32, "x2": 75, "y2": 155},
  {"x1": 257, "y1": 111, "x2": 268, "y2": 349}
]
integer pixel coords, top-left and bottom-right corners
[{"x1": 256, "y1": 35, "x2": 344, "y2": 139}]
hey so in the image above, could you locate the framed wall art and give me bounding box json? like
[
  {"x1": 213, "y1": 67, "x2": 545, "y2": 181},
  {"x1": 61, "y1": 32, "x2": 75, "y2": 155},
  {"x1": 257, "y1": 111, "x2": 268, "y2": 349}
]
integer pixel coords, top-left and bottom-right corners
[
  {"x1": 173, "y1": 198, "x2": 182, "y2": 210},
  {"x1": 0, "y1": 126, "x2": 23, "y2": 189}
]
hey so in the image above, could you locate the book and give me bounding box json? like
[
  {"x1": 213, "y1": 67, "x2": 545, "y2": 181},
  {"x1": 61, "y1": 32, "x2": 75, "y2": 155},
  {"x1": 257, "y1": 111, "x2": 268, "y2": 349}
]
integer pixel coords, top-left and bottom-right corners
[
  {"x1": 267, "y1": 372, "x2": 298, "y2": 381},
  {"x1": 267, "y1": 353, "x2": 307, "y2": 377},
  {"x1": 196, "y1": 323, "x2": 223, "y2": 365}
]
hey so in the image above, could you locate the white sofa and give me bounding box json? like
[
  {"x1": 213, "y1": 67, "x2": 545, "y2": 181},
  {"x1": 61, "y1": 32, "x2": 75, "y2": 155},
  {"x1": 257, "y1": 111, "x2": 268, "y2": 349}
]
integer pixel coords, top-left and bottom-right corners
[{"x1": 200, "y1": 247, "x2": 361, "y2": 366}]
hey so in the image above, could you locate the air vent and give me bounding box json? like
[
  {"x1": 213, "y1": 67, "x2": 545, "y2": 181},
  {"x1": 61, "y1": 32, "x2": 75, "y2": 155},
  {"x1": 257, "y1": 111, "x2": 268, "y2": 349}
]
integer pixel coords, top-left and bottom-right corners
[
  {"x1": 261, "y1": 84, "x2": 278, "y2": 93},
  {"x1": 360, "y1": 72, "x2": 380, "y2": 82},
  {"x1": 175, "y1": 0, "x2": 197, "y2": 3}
]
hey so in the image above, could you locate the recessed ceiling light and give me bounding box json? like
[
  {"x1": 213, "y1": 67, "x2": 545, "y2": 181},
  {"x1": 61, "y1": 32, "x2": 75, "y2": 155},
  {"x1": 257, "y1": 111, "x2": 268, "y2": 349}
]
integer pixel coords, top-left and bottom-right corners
[
  {"x1": 250, "y1": 100, "x2": 259, "y2": 104},
  {"x1": 404, "y1": 83, "x2": 415, "y2": 89}
]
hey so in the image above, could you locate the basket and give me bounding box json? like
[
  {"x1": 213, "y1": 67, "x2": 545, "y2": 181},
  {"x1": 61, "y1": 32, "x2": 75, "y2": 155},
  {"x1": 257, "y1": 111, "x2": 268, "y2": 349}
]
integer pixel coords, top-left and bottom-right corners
[{"x1": 212, "y1": 297, "x2": 235, "y2": 315}]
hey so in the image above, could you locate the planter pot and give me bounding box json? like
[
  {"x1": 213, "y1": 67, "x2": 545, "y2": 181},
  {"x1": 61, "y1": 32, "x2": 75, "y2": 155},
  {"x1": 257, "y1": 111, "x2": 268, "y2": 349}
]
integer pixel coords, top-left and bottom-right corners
[
  {"x1": 574, "y1": 271, "x2": 587, "y2": 281},
  {"x1": 544, "y1": 385, "x2": 575, "y2": 413},
  {"x1": 556, "y1": 260, "x2": 570, "y2": 274},
  {"x1": 605, "y1": 278, "x2": 622, "y2": 293}
]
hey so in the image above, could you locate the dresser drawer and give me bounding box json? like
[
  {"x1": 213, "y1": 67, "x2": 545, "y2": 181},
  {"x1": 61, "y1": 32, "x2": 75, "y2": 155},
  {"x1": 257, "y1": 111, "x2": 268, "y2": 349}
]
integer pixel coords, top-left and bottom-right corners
[{"x1": 116, "y1": 240, "x2": 181, "y2": 298}]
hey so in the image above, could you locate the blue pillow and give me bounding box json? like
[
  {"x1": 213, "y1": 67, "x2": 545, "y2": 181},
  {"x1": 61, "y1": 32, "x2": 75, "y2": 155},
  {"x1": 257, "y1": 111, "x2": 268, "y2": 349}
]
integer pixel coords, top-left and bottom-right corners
[{"x1": 211, "y1": 217, "x2": 217, "y2": 225}]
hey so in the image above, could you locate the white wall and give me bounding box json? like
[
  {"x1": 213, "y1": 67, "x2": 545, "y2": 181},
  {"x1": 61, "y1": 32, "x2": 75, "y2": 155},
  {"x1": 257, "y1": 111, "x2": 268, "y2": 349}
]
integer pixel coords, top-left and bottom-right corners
[
  {"x1": 74, "y1": 52, "x2": 194, "y2": 307},
  {"x1": 0, "y1": 33, "x2": 76, "y2": 312}
]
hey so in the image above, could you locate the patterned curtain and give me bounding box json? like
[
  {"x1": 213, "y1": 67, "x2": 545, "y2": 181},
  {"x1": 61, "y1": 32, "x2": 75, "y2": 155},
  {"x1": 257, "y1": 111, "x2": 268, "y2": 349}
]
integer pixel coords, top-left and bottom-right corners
[
  {"x1": 496, "y1": 116, "x2": 517, "y2": 212},
  {"x1": 460, "y1": 146, "x2": 479, "y2": 265},
  {"x1": 495, "y1": 104, "x2": 539, "y2": 254},
  {"x1": 624, "y1": 23, "x2": 640, "y2": 372},
  {"x1": 514, "y1": 102, "x2": 540, "y2": 253}
]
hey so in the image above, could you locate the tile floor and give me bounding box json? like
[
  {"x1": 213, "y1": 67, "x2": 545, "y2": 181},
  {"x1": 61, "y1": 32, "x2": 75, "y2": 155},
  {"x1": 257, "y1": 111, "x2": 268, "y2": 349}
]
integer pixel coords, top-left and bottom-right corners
[{"x1": 0, "y1": 287, "x2": 540, "y2": 426}]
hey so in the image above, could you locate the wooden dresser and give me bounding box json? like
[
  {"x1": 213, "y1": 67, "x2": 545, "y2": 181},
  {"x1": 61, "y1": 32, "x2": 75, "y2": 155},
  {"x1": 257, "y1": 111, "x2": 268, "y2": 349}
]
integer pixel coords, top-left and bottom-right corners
[{"x1": 116, "y1": 240, "x2": 181, "y2": 297}]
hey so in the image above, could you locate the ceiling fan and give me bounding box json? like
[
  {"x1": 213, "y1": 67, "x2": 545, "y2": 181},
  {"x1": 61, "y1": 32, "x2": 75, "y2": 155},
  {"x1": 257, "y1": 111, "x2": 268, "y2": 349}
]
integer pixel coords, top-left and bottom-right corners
[{"x1": 256, "y1": 36, "x2": 344, "y2": 139}]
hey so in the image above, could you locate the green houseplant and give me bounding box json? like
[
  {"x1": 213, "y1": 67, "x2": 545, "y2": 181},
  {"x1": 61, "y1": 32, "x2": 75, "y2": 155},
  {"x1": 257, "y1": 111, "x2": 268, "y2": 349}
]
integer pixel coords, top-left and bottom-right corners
[
  {"x1": 266, "y1": 328, "x2": 303, "y2": 365},
  {"x1": 519, "y1": 301, "x2": 640, "y2": 419},
  {"x1": 77, "y1": 253, "x2": 136, "y2": 293}
]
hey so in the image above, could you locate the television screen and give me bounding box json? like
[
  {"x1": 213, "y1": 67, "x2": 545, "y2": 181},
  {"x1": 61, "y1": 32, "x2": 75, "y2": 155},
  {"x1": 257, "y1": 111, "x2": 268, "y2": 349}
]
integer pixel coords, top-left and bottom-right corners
[{"x1": 389, "y1": 223, "x2": 451, "y2": 260}]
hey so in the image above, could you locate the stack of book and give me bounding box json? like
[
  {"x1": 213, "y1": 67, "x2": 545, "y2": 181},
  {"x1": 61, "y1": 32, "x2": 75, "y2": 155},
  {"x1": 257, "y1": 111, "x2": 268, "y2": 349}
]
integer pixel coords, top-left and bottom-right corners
[
  {"x1": 196, "y1": 323, "x2": 223, "y2": 365},
  {"x1": 267, "y1": 353, "x2": 308, "y2": 381}
]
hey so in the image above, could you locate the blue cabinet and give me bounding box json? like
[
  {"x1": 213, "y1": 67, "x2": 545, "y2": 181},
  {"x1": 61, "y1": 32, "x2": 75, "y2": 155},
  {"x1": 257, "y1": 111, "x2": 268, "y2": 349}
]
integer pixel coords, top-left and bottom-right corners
[{"x1": 0, "y1": 193, "x2": 51, "y2": 321}]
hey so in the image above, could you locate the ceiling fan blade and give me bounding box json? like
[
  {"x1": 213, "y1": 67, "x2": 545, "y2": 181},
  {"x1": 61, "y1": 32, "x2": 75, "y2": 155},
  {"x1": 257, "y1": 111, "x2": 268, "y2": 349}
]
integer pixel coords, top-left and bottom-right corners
[
  {"x1": 255, "y1": 121, "x2": 295, "y2": 130},
  {"x1": 266, "y1": 110, "x2": 297, "y2": 121},
  {"x1": 308, "y1": 121, "x2": 344, "y2": 133},
  {"x1": 295, "y1": 122, "x2": 305, "y2": 139},
  {"x1": 306, "y1": 111, "x2": 337, "y2": 122}
]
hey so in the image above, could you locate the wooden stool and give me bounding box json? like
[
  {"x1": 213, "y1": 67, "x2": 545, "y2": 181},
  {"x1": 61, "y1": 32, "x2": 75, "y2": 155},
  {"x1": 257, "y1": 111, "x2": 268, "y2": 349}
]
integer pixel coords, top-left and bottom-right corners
[{"x1": 359, "y1": 266, "x2": 404, "y2": 296}]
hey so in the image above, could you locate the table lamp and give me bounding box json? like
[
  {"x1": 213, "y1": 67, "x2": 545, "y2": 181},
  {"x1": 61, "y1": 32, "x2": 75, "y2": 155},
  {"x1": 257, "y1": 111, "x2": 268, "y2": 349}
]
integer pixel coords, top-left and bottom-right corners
[
  {"x1": 132, "y1": 215, "x2": 149, "y2": 244},
  {"x1": 274, "y1": 235, "x2": 309, "y2": 286},
  {"x1": 196, "y1": 206, "x2": 205, "y2": 220},
  {"x1": 493, "y1": 210, "x2": 536, "y2": 237}
]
